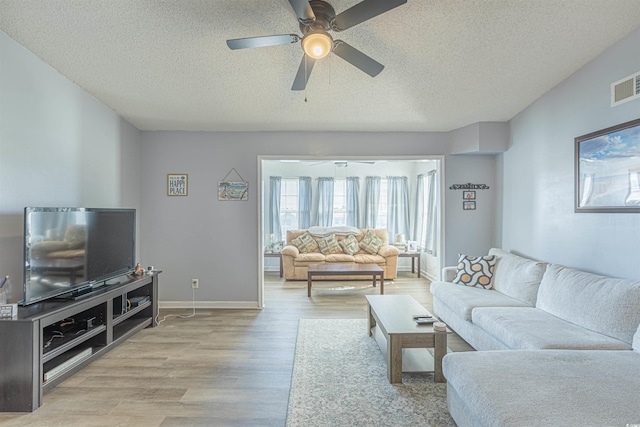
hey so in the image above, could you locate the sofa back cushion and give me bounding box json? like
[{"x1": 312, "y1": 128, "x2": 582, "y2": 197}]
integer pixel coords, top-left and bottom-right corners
[
  {"x1": 537, "y1": 264, "x2": 640, "y2": 345},
  {"x1": 634, "y1": 324, "x2": 640, "y2": 353},
  {"x1": 488, "y1": 248, "x2": 547, "y2": 305}
]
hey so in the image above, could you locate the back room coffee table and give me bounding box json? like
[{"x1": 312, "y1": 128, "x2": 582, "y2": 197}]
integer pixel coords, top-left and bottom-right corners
[
  {"x1": 306, "y1": 264, "x2": 384, "y2": 297},
  {"x1": 365, "y1": 294, "x2": 449, "y2": 383}
]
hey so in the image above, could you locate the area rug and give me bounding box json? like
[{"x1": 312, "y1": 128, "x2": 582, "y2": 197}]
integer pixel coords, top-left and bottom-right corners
[{"x1": 286, "y1": 319, "x2": 455, "y2": 427}]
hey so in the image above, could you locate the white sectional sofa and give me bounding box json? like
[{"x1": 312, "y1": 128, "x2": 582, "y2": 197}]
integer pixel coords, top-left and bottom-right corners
[{"x1": 431, "y1": 248, "x2": 640, "y2": 426}]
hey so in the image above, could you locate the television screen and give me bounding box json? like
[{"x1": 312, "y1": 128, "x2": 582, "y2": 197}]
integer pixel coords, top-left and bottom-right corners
[{"x1": 23, "y1": 207, "x2": 136, "y2": 305}]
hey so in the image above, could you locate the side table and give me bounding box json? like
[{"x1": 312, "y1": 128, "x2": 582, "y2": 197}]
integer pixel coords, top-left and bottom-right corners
[
  {"x1": 398, "y1": 252, "x2": 420, "y2": 278},
  {"x1": 264, "y1": 252, "x2": 283, "y2": 278}
]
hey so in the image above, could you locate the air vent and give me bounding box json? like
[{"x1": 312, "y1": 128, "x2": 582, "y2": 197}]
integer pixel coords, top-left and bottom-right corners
[{"x1": 611, "y1": 71, "x2": 640, "y2": 106}]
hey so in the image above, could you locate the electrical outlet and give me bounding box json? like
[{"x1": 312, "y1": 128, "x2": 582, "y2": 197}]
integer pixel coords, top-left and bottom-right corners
[{"x1": 191, "y1": 279, "x2": 199, "y2": 289}]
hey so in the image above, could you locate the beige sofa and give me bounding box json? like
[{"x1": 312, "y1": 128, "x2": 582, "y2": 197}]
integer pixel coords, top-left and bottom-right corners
[{"x1": 282, "y1": 229, "x2": 399, "y2": 280}]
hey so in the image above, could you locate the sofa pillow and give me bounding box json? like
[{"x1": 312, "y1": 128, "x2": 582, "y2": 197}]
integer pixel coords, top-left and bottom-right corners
[
  {"x1": 316, "y1": 234, "x2": 342, "y2": 255},
  {"x1": 291, "y1": 232, "x2": 319, "y2": 254},
  {"x1": 339, "y1": 235, "x2": 360, "y2": 255},
  {"x1": 359, "y1": 230, "x2": 384, "y2": 254},
  {"x1": 453, "y1": 254, "x2": 496, "y2": 289},
  {"x1": 488, "y1": 248, "x2": 547, "y2": 305},
  {"x1": 536, "y1": 264, "x2": 640, "y2": 345}
]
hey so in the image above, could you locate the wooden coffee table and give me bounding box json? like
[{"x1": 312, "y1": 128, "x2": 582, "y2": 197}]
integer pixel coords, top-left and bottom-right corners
[
  {"x1": 365, "y1": 294, "x2": 449, "y2": 383},
  {"x1": 306, "y1": 264, "x2": 384, "y2": 297}
]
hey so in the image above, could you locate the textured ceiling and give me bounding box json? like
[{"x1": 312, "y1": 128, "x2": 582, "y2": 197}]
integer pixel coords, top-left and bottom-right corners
[{"x1": 1, "y1": 0, "x2": 640, "y2": 132}]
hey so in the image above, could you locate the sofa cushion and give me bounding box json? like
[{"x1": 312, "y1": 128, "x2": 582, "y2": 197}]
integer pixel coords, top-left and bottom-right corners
[
  {"x1": 353, "y1": 254, "x2": 385, "y2": 264},
  {"x1": 293, "y1": 253, "x2": 325, "y2": 264},
  {"x1": 536, "y1": 264, "x2": 640, "y2": 345},
  {"x1": 338, "y1": 234, "x2": 359, "y2": 255},
  {"x1": 453, "y1": 254, "x2": 496, "y2": 289},
  {"x1": 488, "y1": 248, "x2": 547, "y2": 305},
  {"x1": 291, "y1": 232, "x2": 319, "y2": 254},
  {"x1": 634, "y1": 324, "x2": 640, "y2": 353},
  {"x1": 359, "y1": 230, "x2": 384, "y2": 254},
  {"x1": 430, "y1": 282, "x2": 530, "y2": 322},
  {"x1": 316, "y1": 234, "x2": 342, "y2": 255},
  {"x1": 443, "y1": 349, "x2": 640, "y2": 427},
  {"x1": 472, "y1": 307, "x2": 631, "y2": 350},
  {"x1": 325, "y1": 254, "x2": 355, "y2": 263}
]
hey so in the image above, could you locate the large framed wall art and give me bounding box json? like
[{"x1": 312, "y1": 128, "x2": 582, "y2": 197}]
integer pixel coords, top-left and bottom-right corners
[{"x1": 575, "y1": 118, "x2": 640, "y2": 213}]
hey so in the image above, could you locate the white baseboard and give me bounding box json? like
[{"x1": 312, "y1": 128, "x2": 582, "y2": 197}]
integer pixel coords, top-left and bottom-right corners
[{"x1": 159, "y1": 301, "x2": 261, "y2": 309}]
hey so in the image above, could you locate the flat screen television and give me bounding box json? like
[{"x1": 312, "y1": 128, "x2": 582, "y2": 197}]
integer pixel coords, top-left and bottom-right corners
[{"x1": 22, "y1": 207, "x2": 136, "y2": 305}]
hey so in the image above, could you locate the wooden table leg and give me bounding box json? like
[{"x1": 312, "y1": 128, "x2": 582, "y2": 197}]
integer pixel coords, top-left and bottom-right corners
[
  {"x1": 380, "y1": 274, "x2": 384, "y2": 294},
  {"x1": 434, "y1": 330, "x2": 447, "y2": 383},
  {"x1": 367, "y1": 303, "x2": 375, "y2": 337},
  {"x1": 372, "y1": 274, "x2": 376, "y2": 288},
  {"x1": 279, "y1": 255, "x2": 283, "y2": 278},
  {"x1": 411, "y1": 257, "x2": 415, "y2": 273},
  {"x1": 307, "y1": 272, "x2": 312, "y2": 297},
  {"x1": 417, "y1": 255, "x2": 421, "y2": 278},
  {"x1": 388, "y1": 334, "x2": 403, "y2": 383}
]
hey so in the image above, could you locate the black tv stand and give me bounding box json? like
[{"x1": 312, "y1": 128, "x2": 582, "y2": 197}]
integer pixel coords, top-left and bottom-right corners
[{"x1": 0, "y1": 272, "x2": 160, "y2": 412}]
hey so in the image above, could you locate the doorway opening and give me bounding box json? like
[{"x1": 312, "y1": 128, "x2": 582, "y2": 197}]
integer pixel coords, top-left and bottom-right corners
[{"x1": 257, "y1": 156, "x2": 445, "y2": 307}]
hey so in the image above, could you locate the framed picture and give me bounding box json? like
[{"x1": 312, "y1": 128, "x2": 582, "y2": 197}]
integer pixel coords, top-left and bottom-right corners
[
  {"x1": 575, "y1": 118, "x2": 640, "y2": 212},
  {"x1": 463, "y1": 190, "x2": 476, "y2": 200},
  {"x1": 218, "y1": 181, "x2": 248, "y2": 201},
  {"x1": 463, "y1": 201, "x2": 476, "y2": 210},
  {"x1": 167, "y1": 174, "x2": 188, "y2": 196}
]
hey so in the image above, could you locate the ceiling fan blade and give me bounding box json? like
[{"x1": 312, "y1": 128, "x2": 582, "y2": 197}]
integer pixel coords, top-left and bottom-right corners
[
  {"x1": 292, "y1": 55, "x2": 316, "y2": 91},
  {"x1": 226, "y1": 34, "x2": 300, "y2": 50},
  {"x1": 332, "y1": 41, "x2": 384, "y2": 77},
  {"x1": 333, "y1": 0, "x2": 407, "y2": 31},
  {"x1": 288, "y1": 0, "x2": 315, "y2": 22}
]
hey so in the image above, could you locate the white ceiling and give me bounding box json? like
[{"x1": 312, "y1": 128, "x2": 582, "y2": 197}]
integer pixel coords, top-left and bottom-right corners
[{"x1": 1, "y1": 0, "x2": 639, "y2": 132}]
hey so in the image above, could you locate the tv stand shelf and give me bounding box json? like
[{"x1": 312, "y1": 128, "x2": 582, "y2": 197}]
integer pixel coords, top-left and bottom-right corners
[{"x1": 0, "y1": 272, "x2": 159, "y2": 412}]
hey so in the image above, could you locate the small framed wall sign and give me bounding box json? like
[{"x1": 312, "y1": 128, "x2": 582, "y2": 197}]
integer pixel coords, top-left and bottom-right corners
[
  {"x1": 167, "y1": 174, "x2": 188, "y2": 196},
  {"x1": 463, "y1": 201, "x2": 476, "y2": 210},
  {"x1": 463, "y1": 190, "x2": 476, "y2": 200},
  {"x1": 218, "y1": 181, "x2": 248, "y2": 201}
]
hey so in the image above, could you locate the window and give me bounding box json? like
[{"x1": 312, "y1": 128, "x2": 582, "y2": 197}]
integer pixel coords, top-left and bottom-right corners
[
  {"x1": 279, "y1": 178, "x2": 299, "y2": 241},
  {"x1": 333, "y1": 178, "x2": 346, "y2": 226}
]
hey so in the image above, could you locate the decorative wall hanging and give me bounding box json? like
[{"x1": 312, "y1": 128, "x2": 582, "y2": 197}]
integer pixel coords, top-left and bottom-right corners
[
  {"x1": 218, "y1": 168, "x2": 249, "y2": 201},
  {"x1": 449, "y1": 183, "x2": 490, "y2": 190},
  {"x1": 575, "y1": 118, "x2": 640, "y2": 213},
  {"x1": 463, "y1": 201, "x2": 476, "y2": 210},
  {"x1": 463, "y1": 190, "x2": 476, "y2": 200},
  {"x1": 167, "y1": 174, "x2": 188, "y2": 196}
]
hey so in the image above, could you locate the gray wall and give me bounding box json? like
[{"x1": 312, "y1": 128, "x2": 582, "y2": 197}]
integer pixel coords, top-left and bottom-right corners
[
  {"x1": 140, "y1": 132, "x2": 497, "y2": 304},
  {"x1": 0, "y1": 31, "x2": 142, "y2": 302},
  {"x1": 502, "y1": 26, "x2": 640, "y2": 279}
]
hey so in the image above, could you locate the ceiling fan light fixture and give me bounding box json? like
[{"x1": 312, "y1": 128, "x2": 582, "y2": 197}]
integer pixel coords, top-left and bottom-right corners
[{"x1": 302, "y1": 31, "x2": 333, "y2": 59}]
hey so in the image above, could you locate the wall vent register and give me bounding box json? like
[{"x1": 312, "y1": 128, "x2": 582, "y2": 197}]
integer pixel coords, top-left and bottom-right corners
[{"x1": 611, "y1": 70, "x2": 640, "y2": 106}]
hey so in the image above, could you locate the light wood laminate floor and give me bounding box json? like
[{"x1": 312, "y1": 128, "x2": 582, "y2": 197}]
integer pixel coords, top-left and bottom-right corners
[{"x1": 0, "y1": 272, "x2": 472, "y2": 426}]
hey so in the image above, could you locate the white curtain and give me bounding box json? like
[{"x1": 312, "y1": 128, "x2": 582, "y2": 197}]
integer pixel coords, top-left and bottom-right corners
[
  {"x1": 346, "y1": 176, "x2": 360, "y2": 227},
  {"x1": 424, "y1": 170, "x2": 438, "y2": 256},
  {"x1": 386, "y1": 176, "x2": 410, "y2": 242},
  {"x1": 314, "y1": 177, "x2": 334, "y2": 227},
  {"x1": 269, "y1": 176, "x2": 282, "y2": 241},
  {"x1": 412, "y1": 174, "x2": 425, "y2": 243},
  {"x1": 363, "y1": 176, "x2": 380, "y2": 228},
  {"x1": 298, "y1": 176, "x2": 312, "y2": 229}
]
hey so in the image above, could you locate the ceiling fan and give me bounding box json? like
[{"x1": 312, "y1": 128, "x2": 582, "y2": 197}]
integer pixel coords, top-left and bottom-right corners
[{"x1": 226, "y1": 0, "x2": 407, "y2": 91}]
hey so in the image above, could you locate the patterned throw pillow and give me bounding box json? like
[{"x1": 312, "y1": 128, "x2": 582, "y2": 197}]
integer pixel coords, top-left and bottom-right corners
[
  {"x1": 291, "y1": 232, "x2": 319, "y2": 254},
  {"x1": 453, "y1": 254, "x2": 496, "y2": 289},
  {"x1": 339, "y1": 235, "x2": 360, "y2": 255},
  {"x1": 317, "y1": 234, "x2": 342, "y2": 255},
  {"x1": 359, "y1": 230, "x2": 384, "y2": 255}
]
